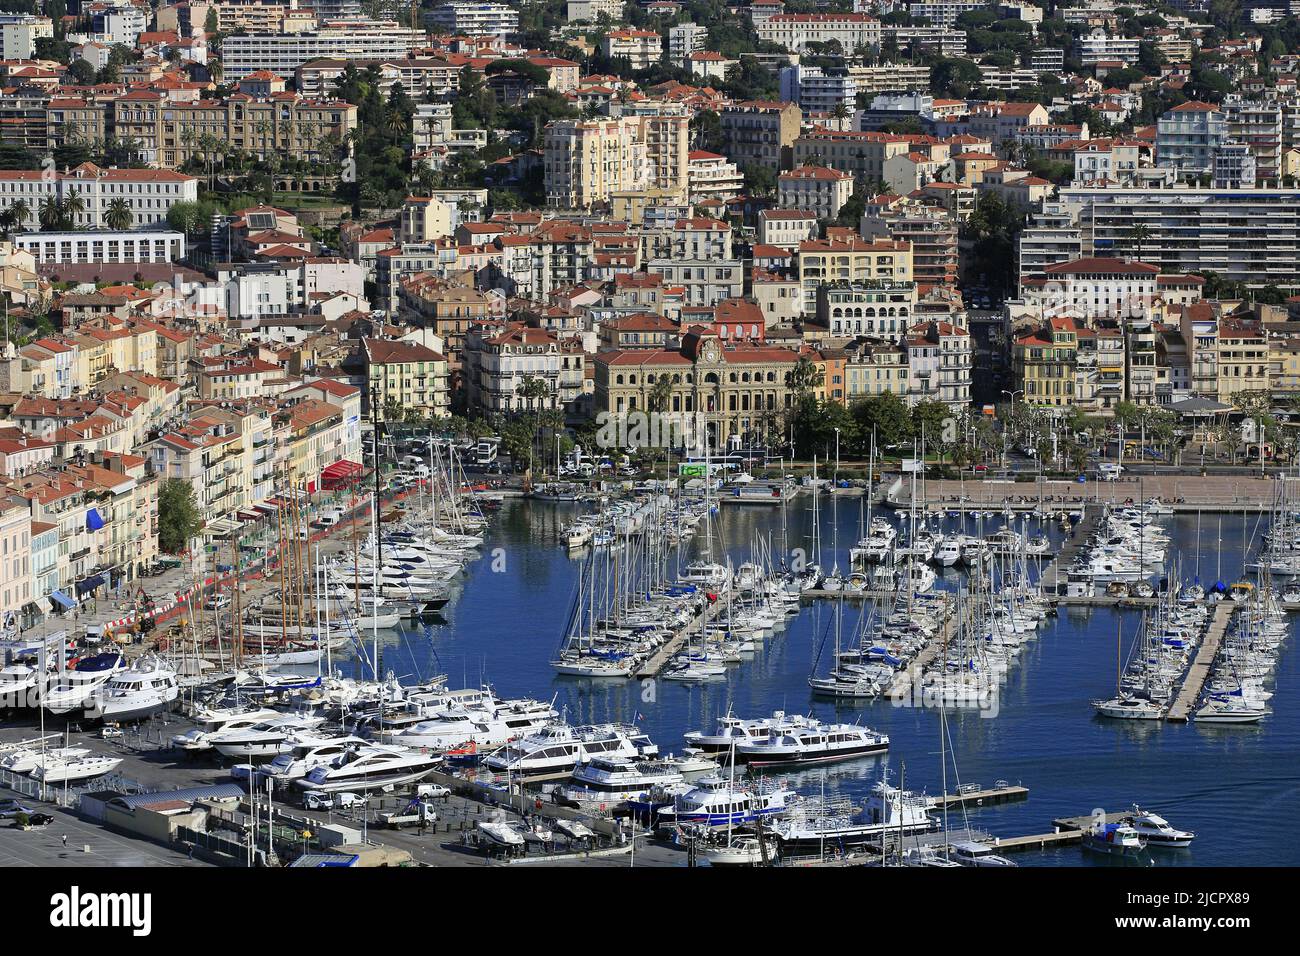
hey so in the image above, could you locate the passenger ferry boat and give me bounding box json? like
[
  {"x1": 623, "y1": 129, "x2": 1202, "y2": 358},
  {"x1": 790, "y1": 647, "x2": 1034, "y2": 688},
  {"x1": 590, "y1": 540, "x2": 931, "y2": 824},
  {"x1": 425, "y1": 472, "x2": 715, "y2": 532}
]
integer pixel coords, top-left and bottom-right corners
[
  {"x1": 557, "y1": 756, "x2": 685, "y2": 805},
  {"x1": 655, "y1": 775, "x2": 797, "y2": 828},
  {"x1": 735, "y1": 721, "x2": 889, "y2": 768},
  {"x1": 483, "y1": 723, "x2": 659, "y2": 778},
  {"x1": 770, "y1": 779, "x2": 937, "y2": 852},
  {"x1": 682, "y1": 710, "x2": 813, "y2": 757}
]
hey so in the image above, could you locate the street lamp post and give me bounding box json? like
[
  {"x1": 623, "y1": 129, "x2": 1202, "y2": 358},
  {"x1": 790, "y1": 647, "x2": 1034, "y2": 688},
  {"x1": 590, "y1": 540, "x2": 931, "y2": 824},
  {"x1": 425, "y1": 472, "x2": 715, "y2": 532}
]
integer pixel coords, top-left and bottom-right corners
[{"x1": 1000, "y1": 389, "x2": 1022, "y2": 470}]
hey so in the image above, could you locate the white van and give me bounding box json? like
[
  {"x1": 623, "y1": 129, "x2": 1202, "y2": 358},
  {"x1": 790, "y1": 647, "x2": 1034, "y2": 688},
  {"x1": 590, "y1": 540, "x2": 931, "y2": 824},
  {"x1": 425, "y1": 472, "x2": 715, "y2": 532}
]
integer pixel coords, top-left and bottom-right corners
[{"x1": 1097, "y1": 463, "x2": 1123, "y2": 481}]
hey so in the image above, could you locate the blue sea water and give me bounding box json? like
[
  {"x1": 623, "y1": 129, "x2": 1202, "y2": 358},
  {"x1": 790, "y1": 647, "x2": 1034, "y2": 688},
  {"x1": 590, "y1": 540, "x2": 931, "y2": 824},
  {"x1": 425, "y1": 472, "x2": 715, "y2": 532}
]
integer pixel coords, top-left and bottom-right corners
[{"x1": 358, "y1": 497, "x2": 1300, "y2": 866}]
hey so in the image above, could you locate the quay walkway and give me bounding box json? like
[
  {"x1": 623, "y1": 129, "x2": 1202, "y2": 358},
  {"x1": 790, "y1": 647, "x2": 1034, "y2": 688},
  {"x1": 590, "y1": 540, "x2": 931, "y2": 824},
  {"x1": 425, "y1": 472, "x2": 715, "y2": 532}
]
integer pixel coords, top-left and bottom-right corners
[
  {"x1": 885, "y1": 595, "x2": 959, "y2": 704},
  {"x1": 1035, "y1": 507, "x2": 1098, "y2": 596},
  {"x1": 1166, "y1": 600, "x2": 1237, "y2": 722},
  {"x1": 635, "y1": 596, "x2": 728, "y2": 678}
]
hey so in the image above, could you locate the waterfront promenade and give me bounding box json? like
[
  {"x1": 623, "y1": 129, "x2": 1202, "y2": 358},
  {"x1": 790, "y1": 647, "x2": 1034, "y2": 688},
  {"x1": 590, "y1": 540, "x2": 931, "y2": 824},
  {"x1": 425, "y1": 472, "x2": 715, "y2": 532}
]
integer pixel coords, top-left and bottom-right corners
[{"x1": 886, "y1": 474, "x2": 1281, "y2": 512}]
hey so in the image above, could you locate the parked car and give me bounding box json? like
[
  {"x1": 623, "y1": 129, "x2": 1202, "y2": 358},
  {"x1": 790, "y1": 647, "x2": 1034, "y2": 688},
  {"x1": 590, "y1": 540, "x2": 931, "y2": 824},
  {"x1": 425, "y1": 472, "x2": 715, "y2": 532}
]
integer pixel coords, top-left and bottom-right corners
[
  {"x1": 0, "y1": 799, "x2": 34, "y2": 819},
  {"x1": 203, "y1": 592, "x2": 231, "y2": 611},
  {"x1": 24, "y1": 812, "x2": 54, "y2": 828},
  {"x1": 416, "y1": 783, "x2": 451, "y2": 801}
]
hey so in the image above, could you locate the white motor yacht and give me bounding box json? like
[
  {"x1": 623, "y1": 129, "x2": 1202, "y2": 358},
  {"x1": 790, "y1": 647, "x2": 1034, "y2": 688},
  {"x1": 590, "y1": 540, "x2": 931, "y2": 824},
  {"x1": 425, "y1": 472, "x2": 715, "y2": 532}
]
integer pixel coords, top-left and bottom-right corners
[
  {"x1": 295, "y1": 744, "x2": 443, "y2": 792},
  {"x1": 86, "y1": 656, "x2": 179, "y2": 723}
]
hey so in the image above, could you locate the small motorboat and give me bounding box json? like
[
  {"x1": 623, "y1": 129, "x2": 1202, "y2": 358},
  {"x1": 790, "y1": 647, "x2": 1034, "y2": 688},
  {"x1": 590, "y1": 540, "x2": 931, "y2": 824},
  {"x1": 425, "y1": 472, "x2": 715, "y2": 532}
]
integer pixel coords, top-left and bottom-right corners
[
  {"x1": 477, "y1": 820, "x2": 525, "y2": 848},
  {"x1": 1082, "y1": 823, "x2": 1146, "y2": 857},
  {"x1": 553, "y1": 818, "x2": 595, "y2": 842},
  {"x1": 1125, "y1": 807, "x2": 1195, "y2": 848},
  {"x1": 951, "y1": 840, "x2": 1017, "y2": 867},
  {"x1": 705, "y1": 836, "x2": 777, "y2": 867}
]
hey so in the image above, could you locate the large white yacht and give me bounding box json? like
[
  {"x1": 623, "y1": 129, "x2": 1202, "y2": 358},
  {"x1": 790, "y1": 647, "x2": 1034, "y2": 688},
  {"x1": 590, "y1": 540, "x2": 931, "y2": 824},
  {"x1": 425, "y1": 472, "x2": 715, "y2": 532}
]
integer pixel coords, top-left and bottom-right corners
[
  {"x1": 483, "y1": 723, "x2": 659, "y2": 778},
  {"x1": 295, "y1": 745, "x2": 443, "y2": 792},
  {"x1": 86, "y1": 656, "x2": 179, "y2": 723}
]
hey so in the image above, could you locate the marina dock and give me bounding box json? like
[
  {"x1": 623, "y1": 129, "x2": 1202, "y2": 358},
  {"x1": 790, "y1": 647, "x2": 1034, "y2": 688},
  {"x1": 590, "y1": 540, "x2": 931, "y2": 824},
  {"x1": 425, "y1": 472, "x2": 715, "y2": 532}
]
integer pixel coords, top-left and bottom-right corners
[
  {"x1": 634, "y1": 597, "x2": 728, "y2": 678},
  {"x1": 885, "y1": 596, "x2": 959, "y2": 703},
  {"x1": 1166, "y1": 600, "x2": 1237, "y2": 722},
  {"x1": 1037, "y1": 507, "x2": 1099, "y2": 596},
  {"x1": 991, "y1": 812, "x2": 1130, "y2": 854},
  {"x1": 931, "y1": 784, "x2": 1029, "y2": 808}
]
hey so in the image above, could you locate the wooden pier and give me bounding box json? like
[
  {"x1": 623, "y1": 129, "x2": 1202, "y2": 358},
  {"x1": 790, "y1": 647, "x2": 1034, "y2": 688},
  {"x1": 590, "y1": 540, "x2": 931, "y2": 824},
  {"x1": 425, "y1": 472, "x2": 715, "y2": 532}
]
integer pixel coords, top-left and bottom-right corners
[
  {"x1": 991, "y1": 812, "x2": 1129, "y2": 854},
  {"x1": 931, "y1": 784, "x2": 1029, "y2": 809},
  {"x1": 634, "y1": 597, "x2": 727, "y2": 678},
  {"x1": 885, "y1": 596, "x2": 959, "y2": 703},
  {"x1": 1165, "y1": 600, "x2": 1236, "y2": 722},
  {"x1": 1036, "y1": 506, "x2": 1098, "y2": 596}
]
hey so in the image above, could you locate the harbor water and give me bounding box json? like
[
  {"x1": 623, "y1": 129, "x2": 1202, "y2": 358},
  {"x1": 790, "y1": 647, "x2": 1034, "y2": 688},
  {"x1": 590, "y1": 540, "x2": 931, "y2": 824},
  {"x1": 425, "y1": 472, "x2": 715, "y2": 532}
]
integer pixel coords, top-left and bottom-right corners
[{"x1": 357, "y1": 497, "x2": 1300, "y2": 866}]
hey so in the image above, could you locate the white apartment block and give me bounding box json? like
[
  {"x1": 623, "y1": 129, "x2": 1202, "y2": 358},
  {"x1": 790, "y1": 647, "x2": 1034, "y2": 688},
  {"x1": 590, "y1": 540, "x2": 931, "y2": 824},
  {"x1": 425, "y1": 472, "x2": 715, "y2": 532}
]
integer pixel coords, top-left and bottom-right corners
[
  {"x1": 888, "y1": 1, "x2": 985, "y2": 28},
  {"x1": 0, "y1": 165, "x2": 198, "y2": 230},
  {"x1": 219, "y1": 25, "x2": 428, "y2": 80},
  {"x1": 567, "y1": 0, "x2": 623, "y2": 21},
  {"x1": 668, "y1": 22, "x2": 708, "y2": 65},
  {"x1": 90, "y1": 4, "x2": 148, "y2": 46},
  {"x1": 14, "y1": 229, "x2": 186, "y2": 265},
  {"x1": 757, "y1": 13, "x2": 882, "y2": 54},
  {"x1": 779, "y1": 65, "x2": 858, "y2": 115},
  {"x1": 601, "y1": 29, "x2": 661, "y2": 70},
  {"x1": 426, "y1": 2, "x2": 519, "y2": 37},
  {"x1": 1076, "y1": 31, "x2": 1140, "y2": 66},
  {"x1": 0, "y1": 14, "x2": 53, "y2": 60},
  {"x1": 1028, "y1": 186, "x2": 1300, "y2": 288},
  {"x1": 758, "y1": 209, "x2": 819, "y2": 250},
  {"x1": 687, "y1": 151, "x2": 746, "y2": 202}
]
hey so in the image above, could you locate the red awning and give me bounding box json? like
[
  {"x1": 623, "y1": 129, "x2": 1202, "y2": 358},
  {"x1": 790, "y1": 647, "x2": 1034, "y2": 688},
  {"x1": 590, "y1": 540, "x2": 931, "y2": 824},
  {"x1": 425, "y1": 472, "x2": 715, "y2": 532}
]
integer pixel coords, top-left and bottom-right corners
[{"x1": 322, "y1": 459, "x2": 364, "y2": 480}]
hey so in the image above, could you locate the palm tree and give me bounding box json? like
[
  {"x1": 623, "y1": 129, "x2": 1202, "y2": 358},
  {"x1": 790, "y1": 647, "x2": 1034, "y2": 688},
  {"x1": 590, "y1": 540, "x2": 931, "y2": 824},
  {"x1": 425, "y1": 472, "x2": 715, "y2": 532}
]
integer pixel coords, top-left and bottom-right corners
[
  {"x1": 104, "y1": 198, "x2": 132, "y2": 230},
  {"x1": 785, "y1": 356, "x2": 825, "y2": 398},
  {"x1": 0, "y1": 208, "x2": 15, "y2": 239},
  {"x1": 1127, "y1": 223, "x2": 1151, "y2": 263},
  {"x1": 63, "y1": 188, "x2": 85, "y2": 227},
  {"x1": 9, "y1": 199, "x2": 30, "y2": 231},
  {"x1": 38, "y1": 196, "x2": 62, "y2": 231}
]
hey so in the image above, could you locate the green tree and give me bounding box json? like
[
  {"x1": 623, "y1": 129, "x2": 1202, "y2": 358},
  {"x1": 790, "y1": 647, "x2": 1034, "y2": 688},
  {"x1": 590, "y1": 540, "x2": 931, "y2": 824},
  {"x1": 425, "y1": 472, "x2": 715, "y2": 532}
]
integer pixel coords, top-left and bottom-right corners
[
  {"x1": 104, "y1": 198, "x2": 133, "y2": 230},
  {"x1": 158, "y1": 478, "x2": 203, "y2": 554}
]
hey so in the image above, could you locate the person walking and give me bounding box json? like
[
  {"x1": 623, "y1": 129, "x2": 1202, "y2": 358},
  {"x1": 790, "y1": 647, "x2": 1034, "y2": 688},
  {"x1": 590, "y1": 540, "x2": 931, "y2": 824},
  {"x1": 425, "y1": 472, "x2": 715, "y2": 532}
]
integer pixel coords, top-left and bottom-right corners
[{"x1": 61, "y1": 834, "x2": 67, "y2": 849}]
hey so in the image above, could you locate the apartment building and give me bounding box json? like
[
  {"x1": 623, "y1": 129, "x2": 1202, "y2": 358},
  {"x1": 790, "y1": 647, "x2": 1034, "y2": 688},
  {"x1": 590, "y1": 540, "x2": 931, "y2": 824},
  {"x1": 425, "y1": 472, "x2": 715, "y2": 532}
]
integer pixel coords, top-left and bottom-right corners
[
  {"x1": 462, "y1": 324, "x2": 587, "y2": 419},
  {"x1": 363, "y1": 338, "x2": 451, "y2": 419},
  {"x1": 756, "y1": 13, "x2": 882, "y2": 53},
  {"x1": 1156, "y1": 102, "x2": 1229, "y2": 179},
  {"x1": 544, "y1": 112, "x2": 689, "y2": 208},
  {"x1": 1014, "y1": 317, "x2": 1079, "y2": 409},
  {"x1": 219, "y1": 24, "x2": 428, "y2": 81},
  {"x1": 793, "y1": 128, "x2": 911, "y2": 184},
  {"x1": 110, "y1": 85, "x2": 358, "y2": 169},
  {"x1": 798, "y1": 236, "x2": 913, "y2": 314},
  {"x1": 905, "y1": 319, "x2": 972, "y2": 409},
  {"x1": 720, "y1": 101, "x2": 802, "y2": 172},
  {"x1": 860, "y1": 203, "x2": 959, "y2": 289},
  {"x1": 687, "y1": 150, "x2": 746, "y2": 203},
  {"x1": 427, "y1": 2, "x2": 519, "y2": 36},
  {"x1": 778, "y1": 165, "x2": 855, "y2": 220},
  {"x1": 14, "y1": 229, "x2": 185, "y2": 265},
  {"x1": 0, "y1": 164, "x2": 197, "y2": 230},
  {"x1": 815, "y1": 279, "x2": 919, "y2": 341},
  {"x1": 758, "y1": 208, "x2": 819, "y2": 250},
  {"x1": 1037, "y1": 186, "x2": 1300, "y2": 287},
  {"x1": 1223, "y1": 95, "x2": 1282, "y2": 184},
  {"x1": 1075, "y1": 31, "x2": 1140, "y2": 67},
  {"x1": 601, "y1": 29, "x2": 661, "y2": 70},
  {"x1": 778, "y1": 65, "x2": 857, "y2": 115},
  {"x1": 0, "y1": 13, "x2": 52, "y2": 60}
]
